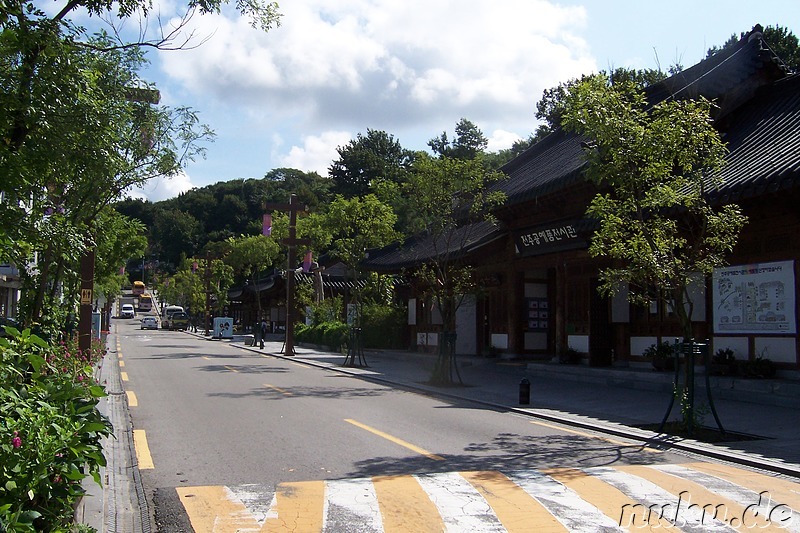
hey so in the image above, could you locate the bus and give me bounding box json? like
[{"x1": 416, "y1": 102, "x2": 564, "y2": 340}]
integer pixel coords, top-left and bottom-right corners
[
  {"x1": 138, "y1": 293, "x2": 153, "y2": 312},
  {"x1": 132, "y1": 280, "x2": 146, "y2": 296}
]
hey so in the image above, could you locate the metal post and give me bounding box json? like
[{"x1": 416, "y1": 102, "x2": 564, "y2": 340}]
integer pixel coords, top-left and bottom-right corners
[{"x1": 78, "y1": 245, "x2": 95, "y2": 353}]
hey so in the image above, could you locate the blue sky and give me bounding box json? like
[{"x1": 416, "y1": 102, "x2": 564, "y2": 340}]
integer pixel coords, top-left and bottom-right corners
[{"x1": 113, "y1": 0, "x2": 798, "y2": 201}]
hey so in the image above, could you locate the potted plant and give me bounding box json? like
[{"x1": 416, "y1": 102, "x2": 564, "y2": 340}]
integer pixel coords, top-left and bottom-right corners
[
  {"x1": 710, "y1": 347, "x2": 737, "y2": 376},
  {"x1": 644, "y1": 342, "x2": 677, "y2": 371}
]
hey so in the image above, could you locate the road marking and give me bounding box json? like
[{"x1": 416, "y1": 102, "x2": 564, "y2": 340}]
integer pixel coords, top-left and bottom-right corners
[
  {"x1": 291, "y1": 362, "x2": 306, "y2": 369},
  {"x1": 373, "y1": 474, "x2": 445, "y2": 532},
  {"x1": 175, "y1": 464, "x2": 800, "y2": 532},
  {"x1": 178, "y1": 486, "x2": 262, "y2": 532},
  {"x1": 324, "y1": 477, "x2": 382, "y2": 531},
  {"x1": 619, "y1": 464, "x2": 781, "y2": 531},
  {"x1": 531, "y1": 420, "x2": 661, "y2": 452},
  {"x1": 120, "y1": 371, "x2": 129, "y2": 381},
  {"x1": 262, "y1": 481, "x2": 326, "y2": 532},
  {"x1": 224, "y1": 365, "x2": 239, "y2": 373},
  {"x1": 415, "y1": 471, "x2": 506, "y2": 531},
  {"x1": 127, "y1": 390, "x2": 138, "y2": 407},
  {"x1": 133, "y1": 429, "x2": 154, "y2": 469},
  {"x1": 344, "y1": 419, "x2": 444, "y2": 461},
  {"x1": 119, "y1": 360, "x2": 125, "y2": 367},
  {"x1": 264, "y1": 384, "x2": 293, "y2": 396},
  {"x1": 462, "y1": 470, "x2": 569, "y2": 532},
  {"x1": 543, "y1": 467, "x2": 676, "y2": 530}
]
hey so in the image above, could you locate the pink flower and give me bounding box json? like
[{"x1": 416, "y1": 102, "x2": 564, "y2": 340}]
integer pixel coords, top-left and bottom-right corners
[{"x1": 12, "y1": 431, "x2": 21, "y2": 448}]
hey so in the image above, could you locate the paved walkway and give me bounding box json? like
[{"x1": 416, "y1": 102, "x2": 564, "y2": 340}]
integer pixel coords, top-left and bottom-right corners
[{"x1": 78, "y1": 332, "x2": 800, "y2": 531}]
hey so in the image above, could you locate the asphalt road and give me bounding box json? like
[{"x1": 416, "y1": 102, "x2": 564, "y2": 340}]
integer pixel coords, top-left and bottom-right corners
[{"x1": 113, "y1": 318, "x2": 800, "y2": 532}]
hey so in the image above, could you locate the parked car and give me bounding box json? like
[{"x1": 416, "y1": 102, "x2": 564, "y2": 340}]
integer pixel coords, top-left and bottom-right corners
[
  {"x1": 140, "y1": 316, "x2": 159, "y2": 330},
  {"x1": 167, "y1": 312, "x2": 190, "y2": 331},
  {"x1": 121, "y1": 304, "x2": 135, "y2": 319}
]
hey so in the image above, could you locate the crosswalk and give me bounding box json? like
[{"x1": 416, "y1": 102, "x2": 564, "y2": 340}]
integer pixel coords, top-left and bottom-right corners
[{"x1": 176, "y1": 462, "x2": 800, "y2": 532}]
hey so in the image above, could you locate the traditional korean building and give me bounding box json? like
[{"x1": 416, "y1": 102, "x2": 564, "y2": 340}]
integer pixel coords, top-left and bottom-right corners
[{"x1": 365, "y1": 26, "x2": 800, "y2": 371}]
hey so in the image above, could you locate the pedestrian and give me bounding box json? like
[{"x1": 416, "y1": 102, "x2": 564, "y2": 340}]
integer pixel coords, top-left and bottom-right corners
[{"x1": 260, "y1": 318, "x2": 268, "y2": 349}]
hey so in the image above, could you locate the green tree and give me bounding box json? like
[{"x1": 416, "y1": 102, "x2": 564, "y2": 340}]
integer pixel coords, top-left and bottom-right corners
[
  {"x1": 533, "y1": 67, "x2": 673, "y2": 143},
  {"x1": 94, "y1": 208, "x2": 148, "y2": 304},
  {"x1": 328, "y1": 129, "x2": 414, "y2": 198},
  {"x1": 222, "y1": 234, "x2": 281, "y2": 319},
  {"x1": 561, "y1": 74, "x2": 747, "y2": 424},
  {"x1": 428, "y1": 118, "x2": 488, "y2": 160},
  {"x1": 405, "y1": 154, "x2": 506, "y2": 385},
  {"x1": 150, "y1": 208, "x2": 204, "y2": 268}
]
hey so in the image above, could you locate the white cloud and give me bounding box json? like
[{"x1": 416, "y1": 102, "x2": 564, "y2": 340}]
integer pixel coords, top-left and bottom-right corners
[
  {"x1": 126, "y1": 171, "x2": 196, "y2": 202},
  {"x1": 487, "y1": 129, "x2": 523, "y2": 152},
  {"x1": 278, "y1": 131, "x2": 353, "y2": 176},
  {"x1": 158, "y1": 0, "x2": 596, "y2": 135}
]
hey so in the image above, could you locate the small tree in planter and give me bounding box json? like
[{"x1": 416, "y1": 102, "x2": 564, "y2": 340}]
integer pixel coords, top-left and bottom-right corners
[{"x1": 562, "y1": 74, "x2": 747, "y2": 427}]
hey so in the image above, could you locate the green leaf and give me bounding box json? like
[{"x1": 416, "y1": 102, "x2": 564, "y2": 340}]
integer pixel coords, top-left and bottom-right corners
[
  {"x1": 27, "y1": 353, "x2": 46, "y2": 373},
  {"x1": 88, "y1": 385, "x2": 107, "y2": 398},
  {"x1": 5, "y1": 480, "x2": 17, "y2": 490}
]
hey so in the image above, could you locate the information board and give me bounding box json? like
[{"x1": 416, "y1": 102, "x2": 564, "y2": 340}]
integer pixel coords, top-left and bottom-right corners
[{"x1": 713, "y1": 260, "x2": 796, "y2": 334}]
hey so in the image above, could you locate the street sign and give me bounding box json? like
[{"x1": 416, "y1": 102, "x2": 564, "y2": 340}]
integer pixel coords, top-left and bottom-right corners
[{"x1": 81, "y1": 288, "x2": 93, "y2": 305}]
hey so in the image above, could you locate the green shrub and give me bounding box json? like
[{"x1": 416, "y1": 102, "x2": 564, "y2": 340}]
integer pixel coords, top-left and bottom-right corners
[
  {"x1": 361, "y1": 303, "x2": 405, "y2": 349},
  {"x1": 0, "y1": 327, "x2": 110, "y2": 532}
]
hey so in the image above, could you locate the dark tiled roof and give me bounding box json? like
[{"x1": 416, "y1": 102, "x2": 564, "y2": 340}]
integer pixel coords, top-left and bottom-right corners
[
  {"x1": 497, "y1": 26, "x2": 793, "y2": 208},
  {"x1": 712, "y1": 73, "x2": 800, "y2": 202},
  {"x1": 363, "y1": 219, "x2": 504, "y2": 271}
]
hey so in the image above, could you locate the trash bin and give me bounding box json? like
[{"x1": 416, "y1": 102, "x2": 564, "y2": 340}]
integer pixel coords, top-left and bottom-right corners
[{"x1": 519, "y1": 378, "x2": 531, "y2": 405}]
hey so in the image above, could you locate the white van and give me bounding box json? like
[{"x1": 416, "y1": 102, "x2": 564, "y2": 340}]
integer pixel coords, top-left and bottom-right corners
[
  {"x1": 121, "y1": 304, "x2": 135, "y2": 319},
  {"x1": 162, "y1": 305, "x2": 184, "y2": 328}
]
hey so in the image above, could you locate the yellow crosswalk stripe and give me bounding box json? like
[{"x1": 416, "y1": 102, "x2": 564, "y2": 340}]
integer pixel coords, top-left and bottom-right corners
[
  {"x1": 372, "y1": 475, "x2": 445, "y2": 533},
  {"x1": 177, "y1": 486, "x2": 262, "y2": 533},
  {"x1": 543, "y1": 467, "x2": 681, "y2": 531},
  {"x1": 461, "y1": 470, "x2": 566, "y2": 532},
  {"x1": 262, "y1": 481, "x2": 325, "y2": 532}
]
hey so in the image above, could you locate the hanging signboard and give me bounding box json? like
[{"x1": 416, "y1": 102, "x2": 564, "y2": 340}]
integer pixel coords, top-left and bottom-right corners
[
  {"x1": 713, "y1": 260, "x2": 796, "y2": 334},
  {"x1": 514, "y1": 220, "x2": 586, "y2": 257}
]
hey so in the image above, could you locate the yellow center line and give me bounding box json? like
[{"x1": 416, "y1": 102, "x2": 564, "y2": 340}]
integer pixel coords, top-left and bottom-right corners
[
  {"x1": 120, "y1": 371, "x2": 129, "y2": 382},
  {"x1": 223, "y1": 365, "x2": 239, "y2": 373},
  {"x1": 119, "y1": 360, "x2": 125, "y2": 367},
  {"x1": 133, "y1": 429, "x2": 154, "y2": 469},
  {"x1": 202, "y1": 356, "x2": 210, "y2": 360},
  {"x1": 345, "y1": 419, "x2": 444, "y2": 461},
  {"x1": 265, "y1": 384, "x2": 293, "y2": 396},
  {"x1": 127, "y1": 390, "x2": 138, "y2": 407},
  {"x1": 531, "y1": 420, "x2": 661, "y2": 453},
  {"x1": 291, "y1": 362, "x2": 306, "y2": 368}
]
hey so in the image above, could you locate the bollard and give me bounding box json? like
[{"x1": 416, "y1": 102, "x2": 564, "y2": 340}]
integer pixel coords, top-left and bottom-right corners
[{"x1": 519, "y1": 378, "x2": 531, "y2": 405}]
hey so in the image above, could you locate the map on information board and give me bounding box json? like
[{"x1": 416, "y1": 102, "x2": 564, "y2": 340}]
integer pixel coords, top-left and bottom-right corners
[{"x1": 713, "y1": 260, "x2": 796, "y2": 334}]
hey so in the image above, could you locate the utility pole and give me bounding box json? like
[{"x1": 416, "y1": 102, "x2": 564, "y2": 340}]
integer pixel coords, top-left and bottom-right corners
[{"x1": 265, "y1": 194, "x2": 308, "y2": 356}]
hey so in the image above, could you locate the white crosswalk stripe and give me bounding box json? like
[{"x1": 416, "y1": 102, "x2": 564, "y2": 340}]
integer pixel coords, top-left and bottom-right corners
[
  {"x1": 324, "y1": 477, "x2": 384, "y2": 532},
  {"x1": 415, "y1": 472, "x2": 506, "y2": 532},
  {"x1": 506, "y1": 470, "x2": 623, "y2": 532},
  {"x1": 179, "y1": 463, "x2": 800, "y2": 532}
]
